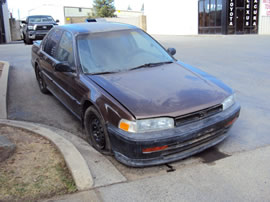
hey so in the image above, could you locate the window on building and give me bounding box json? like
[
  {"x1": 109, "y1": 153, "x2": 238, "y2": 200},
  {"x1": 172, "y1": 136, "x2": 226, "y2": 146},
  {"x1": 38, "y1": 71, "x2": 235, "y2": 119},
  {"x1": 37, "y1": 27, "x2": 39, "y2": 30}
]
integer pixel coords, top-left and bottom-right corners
[
  {"x1": 198, "y1": 0, "x2": 223, "y2": 34},
  {"x1": 204, "y1": 0, "x2": 210, "y2": 27},
  {"x1": 236, "y1": 0, "x2": 244, "y2": 7},
  {"x1": 209, "y1": 0, "x2": 216, "y2": 26},
  {"x1": 199, "y1": 1, "x2": 204, "y2": 27},
  {"x1": 216, "y1": 0, "x2": 222, "y2": 26}
]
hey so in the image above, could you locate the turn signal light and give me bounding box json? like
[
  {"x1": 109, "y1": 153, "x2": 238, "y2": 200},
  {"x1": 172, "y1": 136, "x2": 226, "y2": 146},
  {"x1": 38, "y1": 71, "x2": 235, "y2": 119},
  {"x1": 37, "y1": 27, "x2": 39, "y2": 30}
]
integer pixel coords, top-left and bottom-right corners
[
  {"x1": 119, "y1": 122, "x2": 129, "y2": 131},
  {"x1": 142, "y1": 145, "x2": 168, "y2": 153},
  {"x1": 226, "y1": 117, "x2": 238, "y2": 127}
]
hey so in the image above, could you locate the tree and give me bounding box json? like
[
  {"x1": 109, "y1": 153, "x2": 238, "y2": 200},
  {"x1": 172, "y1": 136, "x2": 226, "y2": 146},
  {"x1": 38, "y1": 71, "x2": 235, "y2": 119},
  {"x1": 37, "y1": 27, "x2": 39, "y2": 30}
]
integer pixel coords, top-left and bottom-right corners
[{"x1": 92, "y1": 0, "x2": 116, "y2": 18}]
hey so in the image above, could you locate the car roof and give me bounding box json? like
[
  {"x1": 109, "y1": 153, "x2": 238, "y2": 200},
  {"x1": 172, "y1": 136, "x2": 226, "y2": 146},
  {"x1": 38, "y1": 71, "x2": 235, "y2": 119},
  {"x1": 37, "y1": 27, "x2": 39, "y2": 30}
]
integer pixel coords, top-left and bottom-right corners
[{"x1": 58, "y1": 22, "x2": 138, "y2": 35}]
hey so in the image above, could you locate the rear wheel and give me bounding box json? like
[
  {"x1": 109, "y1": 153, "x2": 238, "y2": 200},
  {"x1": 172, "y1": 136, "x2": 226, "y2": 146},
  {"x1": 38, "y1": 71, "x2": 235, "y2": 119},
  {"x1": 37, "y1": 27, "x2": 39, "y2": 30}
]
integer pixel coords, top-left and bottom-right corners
[
  {"x1": 84, "y1": 106, "x2": 112, "y2": 155},
  {"x1": 35, "y1": 65, "x2": 49, "y2": 94},
  {"x1": 23, "y1": 34, "x2": 26, "y2": 43},
  {"x1": 25, "y1": 34, "x2": 33, "y2": 45}
]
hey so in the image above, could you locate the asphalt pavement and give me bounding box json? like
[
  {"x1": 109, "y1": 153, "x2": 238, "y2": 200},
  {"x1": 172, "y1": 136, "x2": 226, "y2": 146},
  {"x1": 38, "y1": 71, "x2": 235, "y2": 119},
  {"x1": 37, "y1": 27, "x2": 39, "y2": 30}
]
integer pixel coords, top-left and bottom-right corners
[
  {"x1": 0, "y1": 42, "x2": 83, "y2": 136},
  {"x1": 1, "y1": 35, "x2": 270, "y2": 201},
  {"x1": 156, "y1": 35, "x2": 270, "y2": 154}
]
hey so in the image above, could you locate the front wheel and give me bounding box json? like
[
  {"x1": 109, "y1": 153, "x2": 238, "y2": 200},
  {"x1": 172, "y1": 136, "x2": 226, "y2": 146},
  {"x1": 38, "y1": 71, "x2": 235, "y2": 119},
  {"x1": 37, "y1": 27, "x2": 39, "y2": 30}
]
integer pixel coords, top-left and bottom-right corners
[
  {"x1": 24, "y1": 34, "x2": 33, "y2": 45},
  {"x1": 84, "y1": 106, "x2": 112, "y2": 155},
  {"x1": 35, "y1": 66, "x2": 49, "y2": 94}
]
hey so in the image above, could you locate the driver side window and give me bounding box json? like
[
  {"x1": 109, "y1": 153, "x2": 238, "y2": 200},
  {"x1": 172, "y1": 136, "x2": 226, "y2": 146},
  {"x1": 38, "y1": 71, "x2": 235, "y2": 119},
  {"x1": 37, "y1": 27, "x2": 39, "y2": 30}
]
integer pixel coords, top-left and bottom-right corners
[
  {"x1": 43, "y1": 29, "x2": 62, "y2": 57},
  {"x1": 55, "y1": 31, "x2": 74, "y2": 68}
]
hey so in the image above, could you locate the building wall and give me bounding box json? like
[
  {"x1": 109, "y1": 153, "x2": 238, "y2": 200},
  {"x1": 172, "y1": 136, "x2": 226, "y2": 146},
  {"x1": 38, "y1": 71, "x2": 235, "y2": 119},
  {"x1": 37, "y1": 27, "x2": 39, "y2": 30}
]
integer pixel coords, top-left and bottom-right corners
[
  {"x1": 9, "y1": 18, "x2": 21, "y2": 41},
  {"x1": 65, "y1": 16, "x2": 86, "y2": 24},
  {"x1": 106, "y1": 16, "x2": 147, "y2": 31},
  {"x1": 65, "y1": 16, "x2": 147, "y2": 31},
  {"x1": 2, "y1": 3, "x2": 11, "y2": 42},
  {"x1": 115, "y1": 10, "x2": 144, "y2": 17},
  {"x1": 64, "y1": 7, "x2": 92, "y2": 17},
  {"x1": 27, "y1": 0, "x2": 92, "y2": 25},
  {"x1": 144, "y1": 0, "x2": 198, "y2": 35},
  {"x1": 259, "y1": 0, "x2": 270, "y2": 34}
]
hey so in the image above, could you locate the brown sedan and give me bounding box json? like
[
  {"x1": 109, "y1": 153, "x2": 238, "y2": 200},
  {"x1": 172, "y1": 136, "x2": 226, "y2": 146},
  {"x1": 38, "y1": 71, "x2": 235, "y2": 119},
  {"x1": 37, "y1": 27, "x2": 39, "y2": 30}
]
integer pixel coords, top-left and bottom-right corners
[{"x1": 31, "y1": 22, "x2": 240, "y2": 167}]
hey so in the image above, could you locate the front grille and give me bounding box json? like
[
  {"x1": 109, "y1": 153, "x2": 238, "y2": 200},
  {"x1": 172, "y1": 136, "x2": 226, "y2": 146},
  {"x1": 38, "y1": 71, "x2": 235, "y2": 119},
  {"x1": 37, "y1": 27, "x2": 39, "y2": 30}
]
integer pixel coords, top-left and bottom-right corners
[
  {"x1": 36, "y1": 25, "x2": 53, "y2": 30},
  {"x1": 175, "y1": 104, "x2": 223, "y2": 127}
]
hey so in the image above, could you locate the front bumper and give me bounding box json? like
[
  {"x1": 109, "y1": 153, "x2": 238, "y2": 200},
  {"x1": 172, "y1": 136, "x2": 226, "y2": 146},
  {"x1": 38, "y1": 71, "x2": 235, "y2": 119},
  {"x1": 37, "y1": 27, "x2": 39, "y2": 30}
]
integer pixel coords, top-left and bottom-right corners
[
  {"x1": 28, "y1": 30, "x2": 48, "y2": 40},
  {"x1": 107, "y1": 103, "x2": 240, "y2": 167}
]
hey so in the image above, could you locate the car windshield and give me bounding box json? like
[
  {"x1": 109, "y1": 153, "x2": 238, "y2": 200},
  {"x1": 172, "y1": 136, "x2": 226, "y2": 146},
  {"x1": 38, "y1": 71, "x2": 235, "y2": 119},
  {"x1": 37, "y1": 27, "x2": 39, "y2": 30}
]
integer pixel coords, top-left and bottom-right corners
[
  {"x1": 29, "y1": 16, "x2": 54, "y2": 23},
  {"x1": 77, "y1": 29, "x2": 174, "y2": 74}
]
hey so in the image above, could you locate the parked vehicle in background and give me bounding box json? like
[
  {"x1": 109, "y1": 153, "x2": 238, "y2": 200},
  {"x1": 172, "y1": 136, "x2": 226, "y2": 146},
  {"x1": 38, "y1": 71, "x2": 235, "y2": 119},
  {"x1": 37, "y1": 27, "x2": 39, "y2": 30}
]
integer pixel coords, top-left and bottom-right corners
[
  {"x1": 31, "y1": 22, "x2": 240, "y2": 167},
  {"x1": 21, "y1": 15, "x2": 59, "y2": 44}
]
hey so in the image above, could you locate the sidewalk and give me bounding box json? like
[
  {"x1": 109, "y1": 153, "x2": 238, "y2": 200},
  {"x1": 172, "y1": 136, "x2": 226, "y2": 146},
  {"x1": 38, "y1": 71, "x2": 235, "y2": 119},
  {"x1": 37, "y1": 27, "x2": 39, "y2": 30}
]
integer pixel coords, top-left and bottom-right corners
[{"x1": 45, "y1": 145, "x2": 270, "y2": 202}]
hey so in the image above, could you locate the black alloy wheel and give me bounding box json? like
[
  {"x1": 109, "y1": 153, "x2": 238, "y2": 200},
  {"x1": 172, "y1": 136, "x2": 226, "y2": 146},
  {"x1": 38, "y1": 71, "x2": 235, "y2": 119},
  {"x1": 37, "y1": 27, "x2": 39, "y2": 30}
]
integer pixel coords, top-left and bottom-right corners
[
  {"x1": 91, "y1": 116, "x2": 106, "y2": 149},
  {"x1": 84, "y1": 106, "x2": 112, "y2": 154}
]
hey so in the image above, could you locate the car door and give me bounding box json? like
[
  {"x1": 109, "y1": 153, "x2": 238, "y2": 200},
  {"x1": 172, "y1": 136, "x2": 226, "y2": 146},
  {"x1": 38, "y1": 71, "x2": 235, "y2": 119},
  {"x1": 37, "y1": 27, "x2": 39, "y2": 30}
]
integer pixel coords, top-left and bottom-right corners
[
  {"x1": 53, "y1": 31, "x2": 81, "y2": 118},
  {"x1": 39, "y1": 28, "x2": 64, "y2": 100}
]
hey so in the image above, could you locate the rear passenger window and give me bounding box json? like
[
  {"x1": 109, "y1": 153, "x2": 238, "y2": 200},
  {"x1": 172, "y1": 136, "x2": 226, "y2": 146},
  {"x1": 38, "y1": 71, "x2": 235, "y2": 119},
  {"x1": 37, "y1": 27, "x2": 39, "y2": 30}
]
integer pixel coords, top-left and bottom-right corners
[
  {"x1": 55, "y1": 31, "x2": 74, "y2": 67},
  {"x1": 43, "y1": 29, "x2": 63, "y2": 57}
]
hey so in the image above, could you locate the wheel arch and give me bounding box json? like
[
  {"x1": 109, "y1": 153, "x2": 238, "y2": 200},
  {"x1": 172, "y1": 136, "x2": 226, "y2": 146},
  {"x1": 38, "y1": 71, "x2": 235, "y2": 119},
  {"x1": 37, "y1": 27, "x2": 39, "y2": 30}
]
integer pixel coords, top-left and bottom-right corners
[
  {"x1": 34, "y1": 61, "x2": 40, "y2": 78},
  {"x1": 81, "y1": 99, "x2": 100, "y2": 128}
]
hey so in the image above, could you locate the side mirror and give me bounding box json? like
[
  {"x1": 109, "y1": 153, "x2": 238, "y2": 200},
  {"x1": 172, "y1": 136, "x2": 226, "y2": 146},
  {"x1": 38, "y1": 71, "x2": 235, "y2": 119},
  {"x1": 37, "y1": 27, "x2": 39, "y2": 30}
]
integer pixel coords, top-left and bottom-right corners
[
  {"x1": 21, "y1": 20, "x2": 27, "y2": 24},
  {"x1": 167, "y1": 48, "x2": 176, "y2": 56},
  {"x1": 55, "y1": 62, "x2": 74, "y2": 72},
  {"x1": 56, "y1": 19, "x2": 60, "y2": 23}
]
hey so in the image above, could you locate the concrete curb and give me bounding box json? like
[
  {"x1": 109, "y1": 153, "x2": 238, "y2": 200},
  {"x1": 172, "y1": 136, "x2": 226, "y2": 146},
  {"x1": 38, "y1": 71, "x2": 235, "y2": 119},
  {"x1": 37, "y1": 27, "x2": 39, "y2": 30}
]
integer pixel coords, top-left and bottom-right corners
[
  {"x1": 0, "y1": 61, "x2": 9, "y2": 119},
  {"x1": 0, "y1": 60, "x2": 94, "y2": 190},
  {"x1": 0, "y1": 119, "x2": 94, "y2": 191}
]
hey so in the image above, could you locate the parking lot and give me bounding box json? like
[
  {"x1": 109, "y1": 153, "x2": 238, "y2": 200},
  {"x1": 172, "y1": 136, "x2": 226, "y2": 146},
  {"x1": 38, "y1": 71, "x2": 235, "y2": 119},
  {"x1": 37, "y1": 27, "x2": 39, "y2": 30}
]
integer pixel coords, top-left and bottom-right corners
[{"x1": 1, "y1": 35, "x2": 270, "y2": 197}]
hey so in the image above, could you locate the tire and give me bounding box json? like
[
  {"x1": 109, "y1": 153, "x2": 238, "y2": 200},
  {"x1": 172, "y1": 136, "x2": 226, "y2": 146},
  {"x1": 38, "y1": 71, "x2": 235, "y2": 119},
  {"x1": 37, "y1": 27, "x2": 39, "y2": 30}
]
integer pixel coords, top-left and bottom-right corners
[
  {"x1": 35, "y1": 65, "x2": 49, "y2": 94},
  {"x1": 23, "y1": 34, "x2": 26, "y2": 43},
  {"x1": 25, "y1": 34, "x2": 33, "y2": 45},
  {"x1": 84, "y1": 106, "x2": 112, "y2": 155}
]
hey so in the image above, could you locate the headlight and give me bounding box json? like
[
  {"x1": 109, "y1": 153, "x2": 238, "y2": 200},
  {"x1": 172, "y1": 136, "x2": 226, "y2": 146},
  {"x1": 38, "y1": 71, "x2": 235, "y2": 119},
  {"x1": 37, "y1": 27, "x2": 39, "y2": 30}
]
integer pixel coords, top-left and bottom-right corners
[
  {"x1": 28, "y1": 25, "x2": 34, "y2": 30},
  {"x1": 119, "y1": 117, "x2": 174, "y2": 133},
  {"x1": 222, "y1": 94, "x2": 235, "y2": 111}
]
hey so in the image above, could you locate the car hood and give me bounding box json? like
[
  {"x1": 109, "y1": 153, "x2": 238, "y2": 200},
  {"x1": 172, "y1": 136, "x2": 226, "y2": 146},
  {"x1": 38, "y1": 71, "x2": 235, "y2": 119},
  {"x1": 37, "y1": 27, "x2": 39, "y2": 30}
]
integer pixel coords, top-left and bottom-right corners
[{"x1": 89, "y1": 62, "x2": 230, "y2": 119}]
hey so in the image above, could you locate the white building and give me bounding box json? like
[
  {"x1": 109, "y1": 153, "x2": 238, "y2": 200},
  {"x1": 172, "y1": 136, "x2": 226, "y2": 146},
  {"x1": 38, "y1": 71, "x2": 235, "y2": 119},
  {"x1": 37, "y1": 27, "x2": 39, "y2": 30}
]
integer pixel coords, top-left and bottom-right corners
[
  {"x1": 26, "y1": 0, "x2": 92, "y2": 25},
  {"x1": 144, "y1": 0, "x2": 198, "y2": 35},
  {"x1": 259, "y1": 0, "x2": 270, "y2": 34},
  {"x1": 144, "y1": 0, "x2": 270, "y2": 35}
]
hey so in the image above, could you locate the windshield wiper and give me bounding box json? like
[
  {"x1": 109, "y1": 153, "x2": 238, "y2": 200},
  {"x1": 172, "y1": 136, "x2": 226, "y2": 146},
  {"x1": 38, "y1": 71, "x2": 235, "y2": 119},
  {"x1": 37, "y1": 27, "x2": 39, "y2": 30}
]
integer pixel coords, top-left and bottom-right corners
[
  {"x1": 88, "y1": 71, "x2": 120, "y2": 75},
  {"x1": 130, "y1": 61, "x2": 173, "y2": 71}
]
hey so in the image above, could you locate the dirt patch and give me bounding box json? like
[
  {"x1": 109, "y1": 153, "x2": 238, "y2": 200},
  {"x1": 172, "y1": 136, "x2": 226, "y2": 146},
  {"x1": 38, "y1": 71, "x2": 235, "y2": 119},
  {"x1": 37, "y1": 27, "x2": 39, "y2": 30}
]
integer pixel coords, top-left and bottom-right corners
[
  {"x1": 0, "y1": 125, "x2": 76, "y2": 202},
  {"x1": 0, "y1": 62, "x2": 3, "y2": 77}
]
